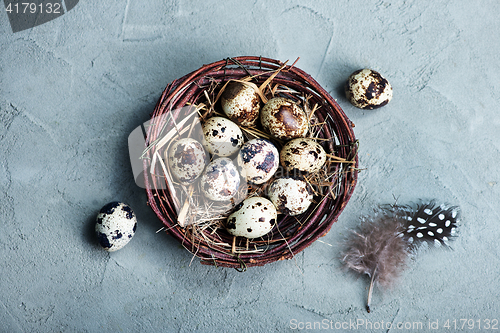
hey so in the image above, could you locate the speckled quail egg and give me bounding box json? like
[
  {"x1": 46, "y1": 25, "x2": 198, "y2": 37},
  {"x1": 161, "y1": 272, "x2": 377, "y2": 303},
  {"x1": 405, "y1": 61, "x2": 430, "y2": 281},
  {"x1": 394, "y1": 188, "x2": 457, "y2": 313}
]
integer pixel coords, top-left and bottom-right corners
[
  {"x1": 280, "y1": 138, "x2": 326, "y2": 173},
  {"x1": 237, "y1": 138, "x2": 279, "y2": 184},
  {"x1": 202, "y1": 117, "x2": 244, "y2": 156},
  {"x1": 95, "y1": 202, "x2": 137, "y2": 252},
  {"x1": 200, "y1": 157, "x2": 240, "y2": 201},
  {"x1": 260, "y1": 97, "x2": 309, "y2": 140},
  {"x1": 268, "y1": 178, "x2": 313, "y2": 216},
  {"x1": 221, "y1": 81, "x2": 261, "y2": 127},
  {"x1": 226, "y1": 197, "x2": 277, "y2": 238},
  {"x1": 167, "y1": 138, "x2": 207, "y2": 185},
  {"x1": 345, "y1": 69, "x2": 393, "y2": 109}
]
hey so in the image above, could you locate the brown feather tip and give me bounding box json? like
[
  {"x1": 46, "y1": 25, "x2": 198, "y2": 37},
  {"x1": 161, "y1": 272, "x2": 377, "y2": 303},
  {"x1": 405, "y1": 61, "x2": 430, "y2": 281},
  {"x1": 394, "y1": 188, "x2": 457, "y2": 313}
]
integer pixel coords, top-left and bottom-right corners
[{"x1": 341, "y1": 211, "x2": 412, "y2": 312}]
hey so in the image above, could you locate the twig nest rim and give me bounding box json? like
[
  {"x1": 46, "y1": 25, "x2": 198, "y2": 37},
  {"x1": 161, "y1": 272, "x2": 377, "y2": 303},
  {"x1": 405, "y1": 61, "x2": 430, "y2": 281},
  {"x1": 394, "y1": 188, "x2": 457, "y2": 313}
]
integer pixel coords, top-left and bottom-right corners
[
  {"x1": 144, "y1": 56, "x2": 359, "y2": 268},
  {"x1": 345, "y1": 69, "x2": 393, "y2": 109}
]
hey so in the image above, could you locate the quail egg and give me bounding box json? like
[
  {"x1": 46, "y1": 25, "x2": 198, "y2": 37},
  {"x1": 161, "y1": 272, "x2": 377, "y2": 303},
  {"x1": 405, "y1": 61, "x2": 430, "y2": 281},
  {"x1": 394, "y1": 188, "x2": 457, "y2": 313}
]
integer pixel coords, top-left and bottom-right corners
[
  {"x1": 200, "y1": 157, "x2": 240, "y2": 201},
  {"x1": 268, "y1": 178, "x2": 313, "y2": 216},
  {"x1": 260, "y1": 97, "x2": 309, "y2": 140},
  {"x1": 280, "y1": 138, "x2": 326, "y2": 173},
  {"x1": 202, "y1": 117, "x2": 244, "y2": 156},
  {"x1": 167, "y1": 138, "x2": 207, "y2": 185},
  {"x1": 221, "y1": 81, "x2": 261, "y2": 127},
  {"x1": 226, "y1": 197, "x2": 277, "y2": 238},
  {"x1": 237, "y1": 138, "x2": 279, "y2": 184},
  {"x1": 95, "y1": 202, "x2": 137, "y2": 252},
  {"x1": 345, "y1": 68, "x2": 393, "y2": 109}
]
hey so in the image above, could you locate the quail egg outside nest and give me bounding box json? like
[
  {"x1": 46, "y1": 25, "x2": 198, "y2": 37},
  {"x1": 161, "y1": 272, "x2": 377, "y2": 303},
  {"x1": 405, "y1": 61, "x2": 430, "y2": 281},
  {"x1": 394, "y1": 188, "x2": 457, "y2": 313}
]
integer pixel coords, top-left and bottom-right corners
[
  {"x1": 95, "y1": 202, "x2": 137, "y2": 252},
  {"x1": 345, "y1": 68, "x2": 393, "y2": 109}
]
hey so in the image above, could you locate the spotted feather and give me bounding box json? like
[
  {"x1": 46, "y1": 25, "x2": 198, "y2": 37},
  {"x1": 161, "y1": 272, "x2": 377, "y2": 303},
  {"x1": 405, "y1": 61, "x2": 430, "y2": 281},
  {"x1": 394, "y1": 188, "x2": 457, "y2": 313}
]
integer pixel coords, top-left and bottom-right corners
[{"x1": 395, "y1": 201, "x2": 459, "y2": 247}]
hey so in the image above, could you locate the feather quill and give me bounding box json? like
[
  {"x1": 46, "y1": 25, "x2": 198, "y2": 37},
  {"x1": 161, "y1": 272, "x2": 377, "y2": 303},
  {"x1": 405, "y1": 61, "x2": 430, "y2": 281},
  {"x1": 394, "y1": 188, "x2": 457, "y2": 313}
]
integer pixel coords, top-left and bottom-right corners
[
  {"x1": 342, "y1": 211, "x2": 410, "y2": 312},
  {"x1": 341, "y1": 201, "x2": 459, "y2": 312}
]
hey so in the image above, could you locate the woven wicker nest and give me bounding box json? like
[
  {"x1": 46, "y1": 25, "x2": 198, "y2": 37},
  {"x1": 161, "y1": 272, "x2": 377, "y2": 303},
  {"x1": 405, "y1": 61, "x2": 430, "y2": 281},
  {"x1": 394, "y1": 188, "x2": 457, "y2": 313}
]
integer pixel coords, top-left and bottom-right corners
[{"x1": 143, "y1": 56, "x2": 358, "y2": 269}]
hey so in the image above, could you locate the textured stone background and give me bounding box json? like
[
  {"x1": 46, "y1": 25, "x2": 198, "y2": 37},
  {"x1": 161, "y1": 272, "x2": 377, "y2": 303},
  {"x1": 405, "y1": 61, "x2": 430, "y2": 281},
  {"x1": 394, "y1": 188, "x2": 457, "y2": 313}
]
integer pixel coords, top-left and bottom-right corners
[{"x1": 1, "y1": 1, "x2": 499, "y2": 332}]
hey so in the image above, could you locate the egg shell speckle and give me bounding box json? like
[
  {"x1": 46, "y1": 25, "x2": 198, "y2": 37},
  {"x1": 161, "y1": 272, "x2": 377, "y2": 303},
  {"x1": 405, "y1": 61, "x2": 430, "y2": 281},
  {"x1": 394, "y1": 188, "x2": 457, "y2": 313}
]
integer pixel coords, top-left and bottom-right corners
[
  {"x1": 221, "y1": 81, "x2": 261, "y2": 127},
  {"x1": 95, "y1": 202, "x2": 137, "y2": 252},
  {"x1": 260, "y1": 97, "x2": 309, "y2": 140},
  {"x1": 202, "y1": 117, "x2": 244, "y2": 157},
  {"x1": 201, "y1": 157, "x2": 240, "y2": 201},
  {"x1": 237, "y1": 138, "x2": 279, "y2": 184},
  {"x1": 268, "y1": 178, "x2": 313, "y2": 216},
  {"x1": 345, "y1": 69, "x2": 393, "y2": 109},
  {"x1": 226, "y1": 197, "x2": 277, "y2": 238},
  {"x1": 280, "y1": 138, "x2": 326, "y2": 173},
  {"x1": 167, "y1": 138, "x2": 207, "y2": 185}
]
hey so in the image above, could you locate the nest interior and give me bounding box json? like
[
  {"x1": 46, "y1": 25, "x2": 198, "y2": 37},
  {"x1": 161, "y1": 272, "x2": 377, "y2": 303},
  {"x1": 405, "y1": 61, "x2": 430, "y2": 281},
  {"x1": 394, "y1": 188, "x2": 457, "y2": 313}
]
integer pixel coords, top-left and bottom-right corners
[{"x1": 143, "y1": 56, "x2": 358, "y2": 269}]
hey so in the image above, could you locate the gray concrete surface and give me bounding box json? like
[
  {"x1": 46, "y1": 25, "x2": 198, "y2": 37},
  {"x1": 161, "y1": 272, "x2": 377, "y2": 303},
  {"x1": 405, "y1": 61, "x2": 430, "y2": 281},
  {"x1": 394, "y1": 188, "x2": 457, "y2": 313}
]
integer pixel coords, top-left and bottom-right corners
[{"x1": 1, "y1": 1, "x2": 499, "y2": 332}]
